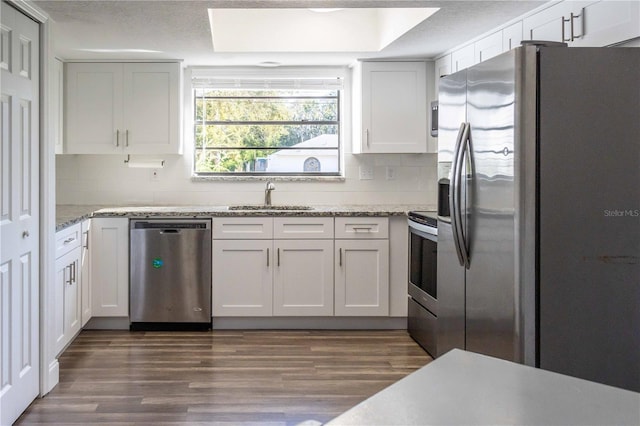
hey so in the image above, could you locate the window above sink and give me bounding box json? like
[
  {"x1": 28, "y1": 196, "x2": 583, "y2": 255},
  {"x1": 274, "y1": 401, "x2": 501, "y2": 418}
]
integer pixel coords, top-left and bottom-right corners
[{"x1": 190, "y1": 67, "x2": 346, "y2": 179}]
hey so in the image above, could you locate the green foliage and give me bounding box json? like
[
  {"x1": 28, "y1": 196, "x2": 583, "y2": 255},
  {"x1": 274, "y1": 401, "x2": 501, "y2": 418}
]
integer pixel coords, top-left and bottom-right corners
[{"x1": 194, "y1": 89, "x2": 338, "y2": 173}]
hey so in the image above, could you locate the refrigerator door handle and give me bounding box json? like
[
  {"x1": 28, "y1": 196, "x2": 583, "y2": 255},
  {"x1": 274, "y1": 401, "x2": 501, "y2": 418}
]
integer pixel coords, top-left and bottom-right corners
[
  {"x1": 458, "y1": 123, "x2": 472, "y2": 269},
  {"x1": 450, "y1": 122, "x2": 466, "y2": 267}
]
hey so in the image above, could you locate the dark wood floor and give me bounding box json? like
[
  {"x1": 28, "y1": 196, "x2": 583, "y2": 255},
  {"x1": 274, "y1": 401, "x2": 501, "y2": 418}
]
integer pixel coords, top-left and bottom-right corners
[{"x1": 17, "y1": 330, "x2": 432, "y2": 425}]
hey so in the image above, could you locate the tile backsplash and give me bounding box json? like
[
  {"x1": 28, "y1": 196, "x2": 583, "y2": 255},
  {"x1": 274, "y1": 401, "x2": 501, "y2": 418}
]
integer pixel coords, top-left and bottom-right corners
[{"x1": 56, "y1": 152, "x2": 437, "y2": 206}]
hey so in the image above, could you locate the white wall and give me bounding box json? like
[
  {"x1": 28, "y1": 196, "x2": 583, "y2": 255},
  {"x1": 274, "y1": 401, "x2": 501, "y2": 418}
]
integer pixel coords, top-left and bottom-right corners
[{"x1": 56, "y1": 152, "x2": 437, "y2": 206}]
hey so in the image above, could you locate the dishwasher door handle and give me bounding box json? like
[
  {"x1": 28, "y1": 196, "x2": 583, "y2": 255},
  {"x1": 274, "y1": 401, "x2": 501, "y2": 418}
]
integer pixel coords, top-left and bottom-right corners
[{"x1": 160, "y1": 229, "x2": 180, "y2": 234}]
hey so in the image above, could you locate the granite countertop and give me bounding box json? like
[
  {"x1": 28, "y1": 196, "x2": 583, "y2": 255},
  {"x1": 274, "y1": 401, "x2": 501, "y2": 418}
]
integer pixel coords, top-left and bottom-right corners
[{"x1": 56, "y1": 204, "x2": 433, "y2": 232}]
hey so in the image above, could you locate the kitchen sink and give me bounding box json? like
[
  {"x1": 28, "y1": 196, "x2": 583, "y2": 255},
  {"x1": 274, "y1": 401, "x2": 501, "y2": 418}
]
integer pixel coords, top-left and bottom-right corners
[{"x1": 227, "y1": 205, "x2": 314, "y2": 211}]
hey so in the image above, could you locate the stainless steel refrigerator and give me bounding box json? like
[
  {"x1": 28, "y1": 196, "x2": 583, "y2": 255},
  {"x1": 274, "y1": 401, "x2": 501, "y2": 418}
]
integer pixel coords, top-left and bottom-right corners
[{"x1": 436, "y1": 42, "x2": 639, "y2": 392}]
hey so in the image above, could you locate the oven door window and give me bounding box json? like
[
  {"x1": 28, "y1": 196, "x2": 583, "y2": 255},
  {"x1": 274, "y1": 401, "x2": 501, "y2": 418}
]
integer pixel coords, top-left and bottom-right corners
[{"x1": 410, "y1": 231, "x2": 437, "y2": 299}]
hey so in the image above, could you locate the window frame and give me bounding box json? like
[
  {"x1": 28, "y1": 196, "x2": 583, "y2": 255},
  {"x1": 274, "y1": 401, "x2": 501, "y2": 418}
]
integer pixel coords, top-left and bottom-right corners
[{"x1": 189, "y1": 67, "x2": 347, "y2": 178}]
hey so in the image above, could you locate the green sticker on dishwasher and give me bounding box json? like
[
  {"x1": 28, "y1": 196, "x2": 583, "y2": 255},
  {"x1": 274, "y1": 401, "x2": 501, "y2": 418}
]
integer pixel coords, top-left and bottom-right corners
[{"x1": 152, "y1": 258, "x2": 164, "y2": 269}]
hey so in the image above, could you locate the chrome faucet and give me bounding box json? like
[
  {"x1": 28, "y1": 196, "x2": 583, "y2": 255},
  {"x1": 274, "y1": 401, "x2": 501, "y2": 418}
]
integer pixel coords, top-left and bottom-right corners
[{"x1": 264, "y1": 180, "x2": 275, "y2": 206}]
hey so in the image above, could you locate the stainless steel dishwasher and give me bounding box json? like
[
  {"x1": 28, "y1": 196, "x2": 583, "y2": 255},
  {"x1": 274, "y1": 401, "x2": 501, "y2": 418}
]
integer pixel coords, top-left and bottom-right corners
[{"x1": 130, "y1": 219, "x2": 212, "y2": 330}]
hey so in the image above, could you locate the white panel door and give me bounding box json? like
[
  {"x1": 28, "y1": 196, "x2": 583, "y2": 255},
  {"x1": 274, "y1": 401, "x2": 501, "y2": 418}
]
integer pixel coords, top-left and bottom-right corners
[
  {"x1": 123, "y1": 63, "x2": 180, "y2": 154},
  {"x1": 0, "y1": 3, "x2": 40, "y2": 425},
  {"x1": 212, "y1": 240, "x2": 273, "y2": 316},
  {"x1": 335, "y1": 240, "x2": 389, "y2": 316},
  {"x1": 90, "y1": 218, "x2": 129, "y2": 317},
  {"x1": 273, "y1": 240, "x2": 334, "y2": 316}
]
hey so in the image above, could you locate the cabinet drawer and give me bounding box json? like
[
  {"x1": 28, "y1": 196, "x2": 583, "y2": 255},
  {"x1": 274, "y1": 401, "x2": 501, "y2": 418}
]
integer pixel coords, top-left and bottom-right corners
[
  {"x1": 212, "y1": 217, "x2": 273, "y2": 239},
  {"x1": 273, "y1": 217, "x2": 334, "y2": 239},
  {"x1": 335, "y1": 217, "x2": 389, "y2": 239},
  {"x1": 55, "y1": 223, "x2": 82, "y2": 258}
]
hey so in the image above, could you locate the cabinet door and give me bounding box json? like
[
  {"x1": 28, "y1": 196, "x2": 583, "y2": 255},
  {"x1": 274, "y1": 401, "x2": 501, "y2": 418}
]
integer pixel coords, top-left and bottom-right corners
[
  {"x1": 80, "y1": 220, "x2": 91, "y2": 326},
  {"x1": 475, "y1": 31, "x2": 503, "y2": 64},
  {"x1": 54, "y1": 247, "x2": 81, "y2": 355},
  {"x1": 360, "y1": 61, "x2": 427, "y2": 153},
  {"x1": 503, "y1": 21, "x2": 524, "y2": 51},
  {"x1": 90, "y1": 218, "x2": 129, "y2": 317},
  {"x1": 53, "y1": 58, "x2": 64, "y2": 154},
  {"x1": 435, "y1": 54, "x2": 452, "y2": 99},
  {"x1": 53, "y1": 254, "x2": 68, "y2": 354},
  {"x1": 522, "y1": 2, "x2": 572, "y2": 42},
  {"x1": 335, "y1": 240, "x2": 389, "y2": 316},
  {"x1": 273, "y1": 240, "x2": 334, "y2": 316},
  {"x1": 64, "y1": 248, "x2": 82, "y2": 346},
  {"x1": 123, "y1": 63, "x2": 180, "y2": 154},
  {"x1": 572, "y1": 0, "x2": 640, "y2": 47},
  {"x1": 65, "y1": 63, "x2": 124, "y2": 154},
  {"x1": 212, "y1": 240, "x2": 273, "y2": 316},
  {"x1": 451, "y1": 44, "x2": 476, "y2": 73}
]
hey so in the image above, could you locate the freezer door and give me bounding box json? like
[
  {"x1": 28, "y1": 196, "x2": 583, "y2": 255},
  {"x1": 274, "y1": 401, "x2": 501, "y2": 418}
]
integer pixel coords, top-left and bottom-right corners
[
  {"x1": 537, "y1": 47, "x2": 640, "y2": 392},
  {"x1": 465, "y1": 49, "x2": 519, "y2": 362}
]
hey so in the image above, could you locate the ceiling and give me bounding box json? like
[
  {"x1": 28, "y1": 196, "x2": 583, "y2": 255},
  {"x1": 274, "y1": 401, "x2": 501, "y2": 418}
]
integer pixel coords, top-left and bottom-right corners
[{"x1": 34, "y1": 0, "x2": 547, "y2": 66}]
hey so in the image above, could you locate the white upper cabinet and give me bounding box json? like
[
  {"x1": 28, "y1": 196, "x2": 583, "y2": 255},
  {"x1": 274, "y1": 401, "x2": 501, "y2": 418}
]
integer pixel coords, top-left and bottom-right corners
[
  {"x1": 65, "y1": 62, "x2": 181, "y2": 154},
  {"x1": 451, "y1": 44, "x2": 476, "y2": 73},
  {"x1": 474, "y1": 31, "x2": 504, "y2": 64},
  {"x1": 353, "y1": 61, "x2": 428, "y2": 154},
  {"x1": 523, "y1": 1, "x2": 639, "y2": 47},
  {"x1": 523, "y1": 1, "x2": 577, "y2": 43},
  {"x1": 571, "y1": 1, "x2": 640, "y2": 46},
  {"x1": 503, "y1": 21, "x2": 524, "y2": 51}
]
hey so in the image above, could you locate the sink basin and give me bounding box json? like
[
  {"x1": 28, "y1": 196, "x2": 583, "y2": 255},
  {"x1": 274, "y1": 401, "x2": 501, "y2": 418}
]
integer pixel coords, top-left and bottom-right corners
[{"x1": 228, "y1": 205, "x2": 314, "y2": 211}]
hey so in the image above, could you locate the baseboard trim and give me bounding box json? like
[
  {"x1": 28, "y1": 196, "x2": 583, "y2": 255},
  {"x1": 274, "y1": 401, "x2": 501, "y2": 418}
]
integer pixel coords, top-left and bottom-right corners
[
  {"x1": 211, "y1": 317, "x2": 407, "y2": 330},
  {"x1": 83, "y1": 316, "x2": 408, "y2": 331}
]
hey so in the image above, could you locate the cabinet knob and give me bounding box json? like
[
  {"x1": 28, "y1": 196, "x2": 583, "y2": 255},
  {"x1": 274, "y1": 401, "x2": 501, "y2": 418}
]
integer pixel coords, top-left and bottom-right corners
[{"x1": 22, "y1": 230, "x2": 30, "y2": 238}]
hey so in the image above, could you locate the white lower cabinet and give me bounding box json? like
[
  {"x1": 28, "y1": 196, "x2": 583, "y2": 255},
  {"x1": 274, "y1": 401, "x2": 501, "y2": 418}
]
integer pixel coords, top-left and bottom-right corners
[
  {"x1": 211, "y1": 216, "x2": 392, "y2": 318},
  {"x1": 335, "y1": 239, "x2": 389, "y2": 316},
  {"x1": 54, "y1": 245, "x2": 81, "y2": 356},
  {"x1": 212, "y1": 239, "x2": 273, "y2": 316},
  {"x1": 273, "y1": 240, "x2": 334, "y2": 316},
  {"x1": 90, "y1": 218, "x2": 129, "y2": 317},
  {"x1": 212, "y1": 217, "x2": 335, "y2": 317}
]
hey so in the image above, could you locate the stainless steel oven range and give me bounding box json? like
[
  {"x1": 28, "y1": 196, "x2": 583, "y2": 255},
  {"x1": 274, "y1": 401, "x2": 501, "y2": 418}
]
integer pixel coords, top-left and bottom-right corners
[{"x1": 407, "y1": 211, "x2": 438, "y2": 357}]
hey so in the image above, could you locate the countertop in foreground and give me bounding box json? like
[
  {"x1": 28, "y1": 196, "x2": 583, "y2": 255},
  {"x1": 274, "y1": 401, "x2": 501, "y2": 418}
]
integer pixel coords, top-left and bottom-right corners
[
  {"x1": 327, "y1": 349, "x2": 640, "y2": 425},
  {"x1": 56, "y1": 204, "x2": 432, "y2": 231}
]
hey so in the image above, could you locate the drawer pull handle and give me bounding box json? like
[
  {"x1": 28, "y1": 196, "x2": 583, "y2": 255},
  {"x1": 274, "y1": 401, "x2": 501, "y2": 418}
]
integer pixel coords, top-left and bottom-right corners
[
  {"x1": 267, "y1": 248, "x2": 270, "y2": 267},
  {"x1": 63, "y1": 237, "x2": 75, "y2": 244},
  {"x1": 353, "y1": 227, "x2": 373, "y2": 233},
  {"x1": 339, "y1": 248, "x2": 342, "y2": 267}
]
